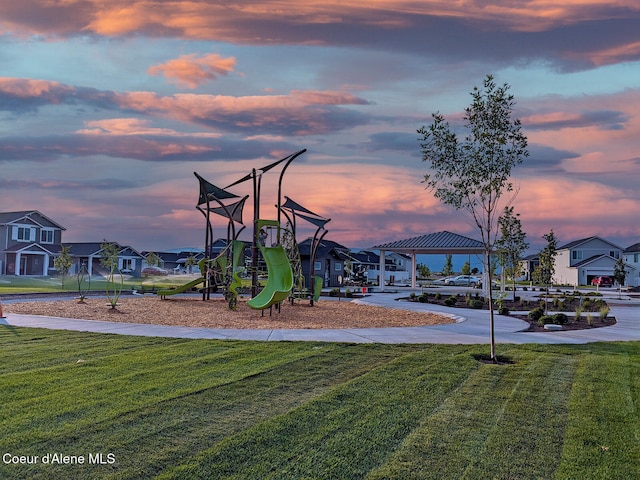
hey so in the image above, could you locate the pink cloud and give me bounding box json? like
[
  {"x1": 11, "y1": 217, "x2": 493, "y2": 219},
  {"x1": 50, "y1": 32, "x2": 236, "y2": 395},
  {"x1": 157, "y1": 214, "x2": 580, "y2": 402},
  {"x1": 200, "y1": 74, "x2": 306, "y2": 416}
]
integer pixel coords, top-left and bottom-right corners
[{"x1": 148, "y1": 53, "x2": 237, "y2": 88}]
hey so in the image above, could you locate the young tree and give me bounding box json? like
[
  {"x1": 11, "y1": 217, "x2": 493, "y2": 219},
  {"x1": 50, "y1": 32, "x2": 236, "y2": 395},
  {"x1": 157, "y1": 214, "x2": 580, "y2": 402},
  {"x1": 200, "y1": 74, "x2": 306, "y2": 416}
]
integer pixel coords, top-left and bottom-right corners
[
  {"x1": 100, "y1": 240, "x2": 122, "y2": 309},
  {"x1": 461, "y1": 260, "x2": 471, "y2": 276},
  {"x1": 442, "y1": 254, "x2": 454, "y2": 276},
  {"x1": 145, "y1": 252, "x2": 161, "y2": 268},
  {"x1": 54, "y1": 245, "x2": 73, "y2": 289},
  {"x1": 417, "y1": 263, "x2": 431, "y2": 279},
  {"x1": 495, "y1": 206, "x2": 529, "y2": 301},
  {"x1": 418, "y1": 74, "x2": 528, "y2": 362},
  {"x1": 613, "y1": 257, "x2": 628, "y2": 300},
  {"x1": 533, "y1": 230, "x2": 557, "y2": 312}
]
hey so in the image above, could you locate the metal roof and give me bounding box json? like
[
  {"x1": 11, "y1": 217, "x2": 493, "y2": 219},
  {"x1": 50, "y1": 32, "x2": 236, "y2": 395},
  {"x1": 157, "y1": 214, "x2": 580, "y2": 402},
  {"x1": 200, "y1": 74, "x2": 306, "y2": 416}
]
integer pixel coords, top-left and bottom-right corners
[{"x1": 372, "y1": 231, "x2": 484, "y2": 254}]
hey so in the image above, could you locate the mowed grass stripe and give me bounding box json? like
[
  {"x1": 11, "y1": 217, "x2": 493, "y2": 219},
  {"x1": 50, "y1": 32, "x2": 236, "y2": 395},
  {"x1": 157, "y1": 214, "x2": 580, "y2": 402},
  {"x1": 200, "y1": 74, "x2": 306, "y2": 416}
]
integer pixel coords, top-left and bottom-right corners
[
  {"x1": 0, "y1": 328, "x2": 180, "y2": 374},
  {"x1": 18, "y1": 344, "x2": 418, "y2": 479},
  {"x1": 1, "y1": 332, "x2": 342, "y2": 446},
  {"x1": 158, "y1": 347, "x2": 479, "y2": 479},
  {"x1": 555, "y1": 343, "x2": 640, "y2": 480},
  {"x1": 366, "y1": 349, "x2": 573, "y2": 479}
]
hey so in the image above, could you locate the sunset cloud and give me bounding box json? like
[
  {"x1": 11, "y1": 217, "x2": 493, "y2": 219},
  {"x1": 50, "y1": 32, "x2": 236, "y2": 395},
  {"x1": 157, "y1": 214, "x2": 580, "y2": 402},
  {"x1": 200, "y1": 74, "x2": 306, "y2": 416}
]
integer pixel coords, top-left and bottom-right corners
[
  {"x1": 0, "y1": 1, "x2": 638, "y2": 253},
  {"x1": 148, "y1": 53, "x2": 237, "y2": 88}
]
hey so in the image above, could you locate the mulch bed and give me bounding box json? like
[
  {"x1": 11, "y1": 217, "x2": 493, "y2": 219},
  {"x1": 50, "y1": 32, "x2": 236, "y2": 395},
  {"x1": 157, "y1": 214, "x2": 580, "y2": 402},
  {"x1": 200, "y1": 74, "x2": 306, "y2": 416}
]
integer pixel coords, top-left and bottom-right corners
[{"x1": 407, "y1": 292, "x2": 617, "y2": 332}]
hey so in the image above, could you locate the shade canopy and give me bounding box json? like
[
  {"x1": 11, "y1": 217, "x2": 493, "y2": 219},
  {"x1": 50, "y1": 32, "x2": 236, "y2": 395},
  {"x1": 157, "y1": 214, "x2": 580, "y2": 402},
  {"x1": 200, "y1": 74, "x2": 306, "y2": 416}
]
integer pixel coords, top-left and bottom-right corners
[{"x1": 372, "y1": 231, "x2": 485, "y2": 255}]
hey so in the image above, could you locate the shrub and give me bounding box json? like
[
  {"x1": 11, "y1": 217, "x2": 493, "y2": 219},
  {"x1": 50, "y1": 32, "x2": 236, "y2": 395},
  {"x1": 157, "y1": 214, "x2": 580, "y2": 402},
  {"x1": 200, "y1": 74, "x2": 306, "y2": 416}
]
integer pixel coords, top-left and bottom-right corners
[
  {"x1": 328, "y1": 288, "x2": 340, "y2": 297},
  {"x1": 409, "y1": 292, "x2": 416, "y2": 300},
  {"x1": 498, "y1": 305, "x2": 510, "y2": 315},
  {"x1": 435, "y1": 292, "x2": 442, "y2": 300},
  {"x1": 345, "y1": 288, "x2": 353, "y2": 298},
  {"x1": 539, "y1": 315, "x2": 553, "y2": 326},
  {"x1": 471, "y1": 299, "x2": 484, "y2": 309},
  {"x1": 599, "y1": 306, "x2": 610, "y2": 321},
  {"x1": 574, "y1": 305, "x2": 584, "y2": 321},
  {"x1": 443, "y1": 296, "x2": 457, "y2": 307},
  {"x1": 418, "y1": 294, "x2": 429, "y2": 303},
  {"x1": 528, "y1": 306, "x2": 545, "y2": 322},
  {"x1": 553, "y1": 313, "x2": 568, "y2": 325}
]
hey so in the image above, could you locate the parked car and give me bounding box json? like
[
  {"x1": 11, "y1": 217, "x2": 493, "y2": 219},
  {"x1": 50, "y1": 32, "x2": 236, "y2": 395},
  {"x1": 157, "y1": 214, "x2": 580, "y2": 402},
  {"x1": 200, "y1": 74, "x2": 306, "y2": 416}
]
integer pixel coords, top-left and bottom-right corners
[
  {"x1": 444, "y1": 275, "x2": 481, "y2": 287},
  {"x1": 591, "y1": 276, "x2": 613, "y2": 287},
  {"x1": 142, "y1": 266, "x2": 168, "y2": 277}
]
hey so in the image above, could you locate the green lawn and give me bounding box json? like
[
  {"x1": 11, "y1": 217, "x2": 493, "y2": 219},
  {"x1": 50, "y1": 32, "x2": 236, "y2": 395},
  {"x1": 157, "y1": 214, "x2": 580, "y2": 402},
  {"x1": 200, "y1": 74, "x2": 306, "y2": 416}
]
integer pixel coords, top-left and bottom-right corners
[{"x1": 1, "y1": 327, "x2": 638, "y2": 479}]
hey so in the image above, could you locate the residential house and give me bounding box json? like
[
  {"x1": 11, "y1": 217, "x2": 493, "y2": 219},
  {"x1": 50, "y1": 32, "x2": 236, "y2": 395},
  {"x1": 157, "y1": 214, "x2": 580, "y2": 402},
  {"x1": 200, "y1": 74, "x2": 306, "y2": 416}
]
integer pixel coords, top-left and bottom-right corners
[
  {"x1": 149, "y1": 248, "x2": 205, "y2": 274},
  {"x1": 298, "y1": 238, "x2": 348, "y2": 288},
  {"x1": 554, "y1": 236, "x2": 634, "y2": 286},
  {"x1": 0, "y1": 210, "x2": 66, "y2": 276},
  {"x1": 520, "y1": 253, "x2": 540, "y2": 282},
  {"x1": 65, "y1": 242, "x2": 144, "y2": 278},
  {"x1": 623, "y1": 243, "x2": 640, "y2": 287},
  {"x1": 345, "y1": 250, "x2": 411, "y2": 285}
]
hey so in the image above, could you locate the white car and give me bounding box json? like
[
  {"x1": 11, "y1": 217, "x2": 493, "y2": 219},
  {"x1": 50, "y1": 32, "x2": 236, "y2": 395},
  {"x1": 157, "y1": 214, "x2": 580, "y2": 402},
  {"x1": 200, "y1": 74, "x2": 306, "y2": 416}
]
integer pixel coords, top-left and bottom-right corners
[{"x1": 444, "y1": 275, "x2": 480, "y2": 287}]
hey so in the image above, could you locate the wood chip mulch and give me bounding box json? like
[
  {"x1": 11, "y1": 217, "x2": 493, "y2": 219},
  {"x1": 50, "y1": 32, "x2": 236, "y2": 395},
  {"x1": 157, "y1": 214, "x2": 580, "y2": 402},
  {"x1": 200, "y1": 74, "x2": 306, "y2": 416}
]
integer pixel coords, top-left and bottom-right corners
[{"x1": 4, "y1": 296, "x2": 454, "y2": 330}]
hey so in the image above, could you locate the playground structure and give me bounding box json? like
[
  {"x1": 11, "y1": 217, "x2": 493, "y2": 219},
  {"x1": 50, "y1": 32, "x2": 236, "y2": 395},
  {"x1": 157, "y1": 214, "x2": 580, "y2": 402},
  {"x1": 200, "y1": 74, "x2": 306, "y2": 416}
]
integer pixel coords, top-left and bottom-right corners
[{"x1": 158, "y1": 148, "x2": 328, "y2": 312}]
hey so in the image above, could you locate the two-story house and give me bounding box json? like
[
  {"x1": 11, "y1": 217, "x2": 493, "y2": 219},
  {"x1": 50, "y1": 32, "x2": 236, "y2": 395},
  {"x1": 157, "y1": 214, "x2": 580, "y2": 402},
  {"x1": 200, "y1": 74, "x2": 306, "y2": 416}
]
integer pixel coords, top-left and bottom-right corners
[
  {"x1": 622, "y1": 243, "x2": 640, "y2": 287},
  {"x1": 0, "y1": 211, "x2": 66, "y2": 276},
  {"x1": 554, "y1": 236, "x2": 632, "y2": 286}
]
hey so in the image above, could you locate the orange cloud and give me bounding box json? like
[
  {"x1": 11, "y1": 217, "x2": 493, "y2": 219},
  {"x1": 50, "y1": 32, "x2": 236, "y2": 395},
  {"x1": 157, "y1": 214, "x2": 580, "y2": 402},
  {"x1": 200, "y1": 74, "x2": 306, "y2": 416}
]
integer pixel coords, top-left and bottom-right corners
[
  {"x1": 148, "y1": 53, "x2": 237, "y2": 88},
  {"x1": 4, "y1": 1, "x2": 638, "y2": 39},
  {"x1": 77, "y1": 118, "x2": 222, "y2": 137}
]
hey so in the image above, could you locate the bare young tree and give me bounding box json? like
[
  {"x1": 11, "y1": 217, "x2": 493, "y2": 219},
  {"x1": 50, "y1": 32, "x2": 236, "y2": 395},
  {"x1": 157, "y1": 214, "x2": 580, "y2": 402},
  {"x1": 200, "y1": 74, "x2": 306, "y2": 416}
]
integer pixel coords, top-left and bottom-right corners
[{"x1": 418, "y1": 74, "x2": 529, "y2": 362}]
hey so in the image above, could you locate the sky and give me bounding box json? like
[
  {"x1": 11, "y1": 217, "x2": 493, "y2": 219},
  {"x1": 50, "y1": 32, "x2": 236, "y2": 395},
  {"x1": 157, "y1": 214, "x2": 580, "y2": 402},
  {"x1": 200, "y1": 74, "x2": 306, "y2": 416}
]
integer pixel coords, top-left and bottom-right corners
[{"x1": 1, "y1": 1, "x2": 639, "y2": 257}]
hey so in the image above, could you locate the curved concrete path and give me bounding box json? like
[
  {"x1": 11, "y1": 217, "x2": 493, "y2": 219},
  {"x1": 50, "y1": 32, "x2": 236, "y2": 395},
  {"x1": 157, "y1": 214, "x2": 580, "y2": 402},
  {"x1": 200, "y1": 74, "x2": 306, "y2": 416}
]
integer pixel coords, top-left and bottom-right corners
[{"x1": 1, "y1": 293, "x2": 638, "y2": 344}]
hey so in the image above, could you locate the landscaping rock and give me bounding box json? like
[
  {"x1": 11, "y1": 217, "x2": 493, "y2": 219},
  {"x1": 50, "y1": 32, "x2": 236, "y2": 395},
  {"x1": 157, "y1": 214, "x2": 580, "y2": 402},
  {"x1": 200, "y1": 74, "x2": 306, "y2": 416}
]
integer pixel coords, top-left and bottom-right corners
[{"x1": 543, "y1": 324, "x2": 563, "y2": 331}]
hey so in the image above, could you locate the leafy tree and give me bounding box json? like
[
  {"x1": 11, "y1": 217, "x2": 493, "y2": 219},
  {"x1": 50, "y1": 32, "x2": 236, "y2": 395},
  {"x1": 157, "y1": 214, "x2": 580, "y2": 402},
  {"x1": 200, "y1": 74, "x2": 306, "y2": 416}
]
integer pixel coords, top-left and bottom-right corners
[
  {"x1": 613, "y1": 257, "x2": 627, "y2": 299},
  {"x1": 99, "y1": 241, "x2": 120, "y2": 271},
  {"x1": 54, "y1": 245, "x2": 73, "y2": 288},
  {"x1": 417, "y1": 263, "x2": 431, "y2": 279},
  {"x1": 418, "y1": 74, "x2": 528, "y2": 362},
  {"x1": 442, "y1": 254, "x2": 453, "y2": 276},
  {"x1": 533, "y1": 230, "x2": 557, "y2": 312},
  {"x1": 495, "y1": 206, "x2": 529, "y2": 300},
  {"x1": 461, "y1": 260, "x2": 471, "y2": 276},
  {"x1": 145, "y1": 252, "x2": 161, "y2": 268},
  {"x1": 185, "y1": 254, "x2": 199, "y2": 274}
]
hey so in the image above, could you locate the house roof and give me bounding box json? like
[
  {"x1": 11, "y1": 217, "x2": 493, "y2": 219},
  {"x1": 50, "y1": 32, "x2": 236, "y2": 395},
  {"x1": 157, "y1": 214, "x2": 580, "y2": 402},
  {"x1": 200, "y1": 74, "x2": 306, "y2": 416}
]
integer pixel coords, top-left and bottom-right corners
[
  {"x1": 298, "y1": 238, "x2": 348, "y2": 258},
  {"x1": 65, "y1": 242, "x2": 143, "y2": 257},
  {"x1": 2, "y1": 242, "x2": 59, "y2": 255},
  {"x1": 372, "y1": 231, "x2": 484, "y2": 254},
  {"x1": 558, "y1": 236, "x2": 622, "y2": 251},
  {"x1": 624, "y1": 243, "x2": 640, "y2": 253},
  {"x1": 572, "y1": 254, "x2": 612, "y2": 268},
  {"x1": 0, "y1": 210, "x2": 66, "y2": 230}
]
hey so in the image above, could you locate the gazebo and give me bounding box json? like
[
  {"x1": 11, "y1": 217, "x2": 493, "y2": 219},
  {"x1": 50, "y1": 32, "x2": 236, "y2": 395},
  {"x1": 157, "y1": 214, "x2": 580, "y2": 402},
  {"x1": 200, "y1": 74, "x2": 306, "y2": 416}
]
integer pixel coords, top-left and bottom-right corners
[{"x1": 372, "y1": 231, "x2": 486, "y2": 289}]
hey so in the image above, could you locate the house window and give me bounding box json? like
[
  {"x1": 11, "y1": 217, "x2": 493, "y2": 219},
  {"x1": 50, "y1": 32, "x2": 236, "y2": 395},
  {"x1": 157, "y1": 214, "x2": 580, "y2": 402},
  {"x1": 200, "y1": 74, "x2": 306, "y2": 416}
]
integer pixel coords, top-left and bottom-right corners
[
  {"x1": 572, "y1": 251, "x2": 582, "y2": 260},
  {"x1": 314, "y1": 261, "x2": 321, "y2": 271},
  {"x1": 335, "y1": 262, "x2": 342, "y2": 271},
  {"x1": 41, "y1": 229, "x2": 55, "y2": 244},
  {"x1": 120, "y1": 258, "x2": 135, "y2": 272},
  {"x1": 635, "y1": 253, "x2": 639, "y2": 263},
  {"x1": 13, "y1": 226, "x2": 35, "y2": 242},
  {"x1": 610, "y1": 251, "x2": 619, "y2": 259}
]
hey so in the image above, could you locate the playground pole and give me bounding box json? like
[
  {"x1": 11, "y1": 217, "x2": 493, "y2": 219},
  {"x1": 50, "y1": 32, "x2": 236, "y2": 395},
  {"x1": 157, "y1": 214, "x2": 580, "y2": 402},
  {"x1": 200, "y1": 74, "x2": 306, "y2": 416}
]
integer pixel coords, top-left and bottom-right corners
[{"x1": 251, "y1": 169, "x2": 259, "y2": 298}]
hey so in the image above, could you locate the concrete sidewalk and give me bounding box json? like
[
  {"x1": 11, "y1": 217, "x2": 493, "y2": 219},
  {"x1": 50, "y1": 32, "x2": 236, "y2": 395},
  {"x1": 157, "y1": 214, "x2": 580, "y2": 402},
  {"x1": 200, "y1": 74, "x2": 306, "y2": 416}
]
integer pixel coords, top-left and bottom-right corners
[{"x1": 1, "y1": 293, "x2": 638, "y2": 344}]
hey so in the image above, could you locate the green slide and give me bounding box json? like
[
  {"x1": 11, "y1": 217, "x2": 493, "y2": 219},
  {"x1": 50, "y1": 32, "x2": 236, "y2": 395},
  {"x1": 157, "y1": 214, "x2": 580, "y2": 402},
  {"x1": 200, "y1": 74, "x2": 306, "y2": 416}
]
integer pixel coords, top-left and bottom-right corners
[
  {"x1": 158, "y1": 258, "x2": 207, "y2": 299},
  {"x1": 157, "y1": 277, "x2": 205, "y2": 299},
  {"x1": 247, "y1": 243, "x2": 294, "y2": 310},
  {"x1": 313, "y1": 275, "x2": 323, "y2": 302},
  {"x1": 228, "y1": 240, "x2": 245, "y2": 298}
]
